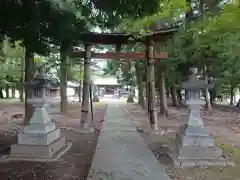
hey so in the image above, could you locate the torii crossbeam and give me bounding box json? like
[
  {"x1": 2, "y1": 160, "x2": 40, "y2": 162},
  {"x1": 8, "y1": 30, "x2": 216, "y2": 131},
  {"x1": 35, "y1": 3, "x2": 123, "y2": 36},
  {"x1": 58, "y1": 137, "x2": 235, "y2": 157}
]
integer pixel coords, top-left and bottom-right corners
[{"x1": 70, "y1": 51, "x2": 168, "y2": 60}]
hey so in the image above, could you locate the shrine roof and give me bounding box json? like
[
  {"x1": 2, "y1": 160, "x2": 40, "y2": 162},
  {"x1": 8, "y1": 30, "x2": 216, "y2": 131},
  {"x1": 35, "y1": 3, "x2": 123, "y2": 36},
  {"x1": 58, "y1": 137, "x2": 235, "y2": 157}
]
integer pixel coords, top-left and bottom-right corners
[{"x1": 77, "y1": 29, "x2": 177, "y2": 45}]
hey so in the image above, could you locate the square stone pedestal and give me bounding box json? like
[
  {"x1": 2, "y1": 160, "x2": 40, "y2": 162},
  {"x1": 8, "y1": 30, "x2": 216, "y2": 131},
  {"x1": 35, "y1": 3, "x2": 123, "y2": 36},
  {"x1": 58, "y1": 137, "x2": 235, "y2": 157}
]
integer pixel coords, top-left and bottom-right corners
[
  {"x1": 0, "y1": 128, "x2": 72, "y2": 162},
  {"x1": 174, "y1": 125, "x2": 233, "y2": 167},
  {"x1": 0, "y1": 99, "x2": 72, "y2": 162},
  {"x1": 92, "y1": 96, "x2": 100, "y2": 102},
  {"x1": 127, "y1": 97, "x2": 134, "y2": 103}
]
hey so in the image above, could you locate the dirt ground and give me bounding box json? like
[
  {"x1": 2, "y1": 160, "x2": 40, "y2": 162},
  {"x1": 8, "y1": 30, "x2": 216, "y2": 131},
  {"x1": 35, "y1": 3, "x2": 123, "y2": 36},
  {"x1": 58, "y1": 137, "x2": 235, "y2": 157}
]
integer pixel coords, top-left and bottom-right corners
[
  {"x1": 2, "y1": 99, "x2": 240, "y2": 180},
  {"x1": 0, "y1": 102, "x2": 105, "y2": 180},
  {"x1": 122, "y1": 103, "x2": 240, "y2": 180}
]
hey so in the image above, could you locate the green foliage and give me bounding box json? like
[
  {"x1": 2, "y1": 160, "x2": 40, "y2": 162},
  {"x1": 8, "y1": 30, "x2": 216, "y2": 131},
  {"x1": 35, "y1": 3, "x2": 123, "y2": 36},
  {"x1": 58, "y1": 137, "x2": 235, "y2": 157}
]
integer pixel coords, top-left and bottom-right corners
[
  {"x1": 119, "y1": 0, "x2": 187, "y2": 35},
  {"x1": 68, "y1": 65, "x2": 83, "y2": 82},
  {"x1": 0, "y1": 40, "x2": 24, "y2": 88},
  {"x1": 102, "y1": 60, "x2": 118, "y2": 76},
  {"x1": 1, "y1": 0, "x2": 240, "y2": 102}
]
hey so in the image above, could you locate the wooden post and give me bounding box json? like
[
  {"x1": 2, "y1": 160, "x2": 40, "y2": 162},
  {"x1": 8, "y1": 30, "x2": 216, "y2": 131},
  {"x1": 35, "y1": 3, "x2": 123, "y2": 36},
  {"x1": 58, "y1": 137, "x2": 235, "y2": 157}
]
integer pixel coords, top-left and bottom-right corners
[
  {"x1": 115, "y1": 44, "x2": 121, "y2": 63},
  {"x1": 80, "y1": 44, "x2": 94, "y2": 133},
  {"x1": 78, "y1": 64, "x2": 83, "y2": 102},
  {"x1": 145, "y1": 60, "x2": 150, "y2": 113},
  {"x1": 146, "y1": 40, "x2": 159, "y2": 131}
]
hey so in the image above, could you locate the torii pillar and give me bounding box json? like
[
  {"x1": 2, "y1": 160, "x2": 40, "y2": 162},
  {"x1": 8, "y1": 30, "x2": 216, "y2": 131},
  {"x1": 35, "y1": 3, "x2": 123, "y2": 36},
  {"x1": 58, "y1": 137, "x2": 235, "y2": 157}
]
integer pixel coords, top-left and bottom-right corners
[
  {"x1": 146, "y1": 39, "x2": 159, "y2": 132},
  {"x1": 79, "y1": 44, "x2": 94, "y2": 133}
]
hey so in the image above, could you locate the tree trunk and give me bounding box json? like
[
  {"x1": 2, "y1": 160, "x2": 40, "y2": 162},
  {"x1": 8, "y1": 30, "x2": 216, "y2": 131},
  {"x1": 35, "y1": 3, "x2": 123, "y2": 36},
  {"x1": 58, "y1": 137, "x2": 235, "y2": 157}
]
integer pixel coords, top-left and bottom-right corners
[
  {"x1": 5, "y1": 87, "x2": 9, "y2": 98},
  {"x1": 236, "y1": 98, "x2": 240, "y2": 107},
  {"x1": 19, "y1": 88, "x2": 24, "y2": 103},
  {"x1": 146, "y1": 82, "x2": 150, "y2": 111},
  {"x1": 145, "y1": 62, "x2": 150, "y2": 112},
  {"x1": 19, "y1": 56, "x2": 25, "y2": 103},
  {"x1": 0, "y1": 88, "x2": 3, "y2": 98},
  {"x1": 177, "y1": 89, "x2": 182, "y2": 105},
  {"x1": 159, "y1": 68, "x2": 168, "y2": 116},
  {"x1": 170, "y1": 85, "x2": 179, "y2": 106},
  {"x1": 24, "y1": 48, "x2": 34, "y2": 125},
  {"x1": 209, "y1": 89, "x2": 216, "y2": 105},
  {"x1": 156, "y1": 89, "x2": 161, "y2": 105},
  {"x1": 230, "y1": 84, "x2": 234, "y2": 105},
  {"x1": 204, "y1": 64, "x2": 212, "y2": 112},
  {"x1": 185, "y1": 89, "x2": 188, "y2": 101},
  {"x1": 60, "y1": 42, "x2": 68, "y2": 113},
  {"x1": 12, "y1": 88, "x2": 16, "y2": 98},
  {"x1": 139, "y1": 83, "x2": 146, "y2": 107},
  {"x1": 166, "y1": 88, "x2": 170, "y2": 97},
  {"x1": 135, "y1": 62, "x2": 146, "y2": 108}
]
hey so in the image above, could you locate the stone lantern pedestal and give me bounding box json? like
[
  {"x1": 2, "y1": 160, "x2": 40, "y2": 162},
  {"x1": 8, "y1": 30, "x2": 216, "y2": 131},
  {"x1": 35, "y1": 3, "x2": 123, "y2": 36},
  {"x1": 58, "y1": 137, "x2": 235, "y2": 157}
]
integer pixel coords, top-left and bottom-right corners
[
  {"x1": 92, "y1": 94, "x2": 100, "y2": 102},
  {"x1": 92, "y1": 84, "x2": 100, "y2": 102},
  {"x1": 127, "y1": 92, "x2": 134, "y2": 103},
  {"x1": 1, "y1": 73, "x2": 72, "y2": 162}
]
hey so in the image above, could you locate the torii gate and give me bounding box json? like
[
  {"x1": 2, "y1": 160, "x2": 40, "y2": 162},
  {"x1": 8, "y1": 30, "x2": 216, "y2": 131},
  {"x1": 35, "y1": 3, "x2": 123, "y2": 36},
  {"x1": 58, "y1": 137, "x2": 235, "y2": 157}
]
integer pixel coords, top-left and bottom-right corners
[{"x1": 71, "y1": 29, "x2": 176, "y2": 133}]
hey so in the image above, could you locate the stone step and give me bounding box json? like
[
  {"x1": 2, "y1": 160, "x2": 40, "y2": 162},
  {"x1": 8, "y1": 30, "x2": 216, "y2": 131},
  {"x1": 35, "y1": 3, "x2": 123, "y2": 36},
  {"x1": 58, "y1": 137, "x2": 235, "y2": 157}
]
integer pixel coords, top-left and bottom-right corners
[
  {"x1": 185, "y1": 126, "x2": 210, "y2": 137},
  {"x1": 175, "y1": 158, "x2": 227, "y2": 167},
  {"x1": 18, "y1": 129, "x2": 61, "y2": 146},
  {"x1": 10, "y1": 136, "x2": 66, "y2": 158},
  {"x1": 178, "y1": 146, "x2": 223, "y2": 160},
  {"x1": 181, "y1": 135, "x2": 215, "y2": 147}
]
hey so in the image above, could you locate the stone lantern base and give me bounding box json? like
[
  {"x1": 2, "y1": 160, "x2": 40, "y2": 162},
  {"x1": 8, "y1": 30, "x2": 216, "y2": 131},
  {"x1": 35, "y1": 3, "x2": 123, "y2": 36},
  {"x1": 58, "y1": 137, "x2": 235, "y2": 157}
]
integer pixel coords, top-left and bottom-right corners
[
  {"x1": 7, "y1": 136, "x2": 72, "y2": 162},
  {"x1": 0, "y1": 98, "x2": 72, "y2": 162},
  {"x1": 127, "y1": 96, "x2": 134, "y2": 103},
  {"x1": 173, "y1": 124, "x2": 234, "y2": 167},
  {"x1": 92, "y1": 95, "x2": 100, "y2": 102}
]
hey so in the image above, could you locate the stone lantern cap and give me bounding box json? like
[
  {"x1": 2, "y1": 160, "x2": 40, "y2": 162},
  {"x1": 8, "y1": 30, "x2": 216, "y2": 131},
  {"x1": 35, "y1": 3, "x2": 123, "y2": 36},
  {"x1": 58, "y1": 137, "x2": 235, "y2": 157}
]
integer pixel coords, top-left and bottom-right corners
[
  {"x1": 26, "y1": 65, "x2": 53, "y2": 88},
  {"x1": 27, "y1": 74, "x2": 52, "y2": 88},
  {"x1": 182, "y1": 68, "x2": 214, "y2": 90}
]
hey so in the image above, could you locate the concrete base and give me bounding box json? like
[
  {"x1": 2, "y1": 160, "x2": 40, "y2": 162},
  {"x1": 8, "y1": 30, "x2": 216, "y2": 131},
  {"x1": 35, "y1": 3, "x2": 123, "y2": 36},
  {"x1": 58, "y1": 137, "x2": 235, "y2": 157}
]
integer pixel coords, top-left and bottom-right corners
[
  {"x1": 127, "y1": 97, "x2": 134, "y2": 103},
  {"x1": 92, "y1": 96, "x2": 100, "y2": 102},
  {"x1": 0, "y1": 138, "x2": 72, "y2": 162},
  {"x1": 182, "y1": 135, "x2": 215, "y2": 147},
  {"x1": 168, "y1": 144, "x2": 233, "y2": 167},
  {"x1": 149, "y1": 130, "x2": 161, "y2": 135},
  {"x1": 178, "y1": 146, "x2": 223, "y2": 160},
  {"x1": 174, "y1": 158, "x2": 228, "y2": 167},
  {"x1": 77, "y1": 127, "x2": 95, "y2": 134},
  {"x1": 11, "y1": 136, "x2": 66, "y2": 158}
]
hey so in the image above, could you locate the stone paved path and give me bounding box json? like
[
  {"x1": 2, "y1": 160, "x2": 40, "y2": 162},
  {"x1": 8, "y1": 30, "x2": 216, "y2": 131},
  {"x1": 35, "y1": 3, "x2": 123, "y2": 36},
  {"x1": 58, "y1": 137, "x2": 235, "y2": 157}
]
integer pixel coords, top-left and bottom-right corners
[{"x1": 87, "y1": 103, "x2": 170, "y2": 180}]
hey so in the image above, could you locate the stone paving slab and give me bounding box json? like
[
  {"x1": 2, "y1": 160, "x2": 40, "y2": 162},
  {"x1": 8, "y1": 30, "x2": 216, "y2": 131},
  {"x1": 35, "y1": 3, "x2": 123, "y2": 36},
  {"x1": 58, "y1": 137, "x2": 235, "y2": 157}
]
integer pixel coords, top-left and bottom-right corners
[{"x1": 88, "y1": 104, "x2": 170, "y2": 180}]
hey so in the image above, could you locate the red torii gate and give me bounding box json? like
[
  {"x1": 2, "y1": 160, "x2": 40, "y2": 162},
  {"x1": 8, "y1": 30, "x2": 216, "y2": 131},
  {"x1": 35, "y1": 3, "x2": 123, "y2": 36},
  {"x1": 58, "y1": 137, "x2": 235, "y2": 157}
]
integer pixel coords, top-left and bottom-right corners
[{"x1": 73, "y1": 29, "x2": 176, "y2": 133}]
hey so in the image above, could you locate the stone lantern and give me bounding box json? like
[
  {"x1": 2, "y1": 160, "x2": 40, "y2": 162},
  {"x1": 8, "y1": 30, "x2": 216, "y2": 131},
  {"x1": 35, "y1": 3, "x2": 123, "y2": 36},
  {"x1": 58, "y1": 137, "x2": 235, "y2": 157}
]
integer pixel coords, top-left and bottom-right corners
[
  {"x1": 92, "y1": 83, "x2": 100, "y2": 102},
  {"x1": 175, "y1": 68, "x2": 231, "y2": 167},
  {"x1": 4, "y1": 67, "x2": 72, "y2": 161}
]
